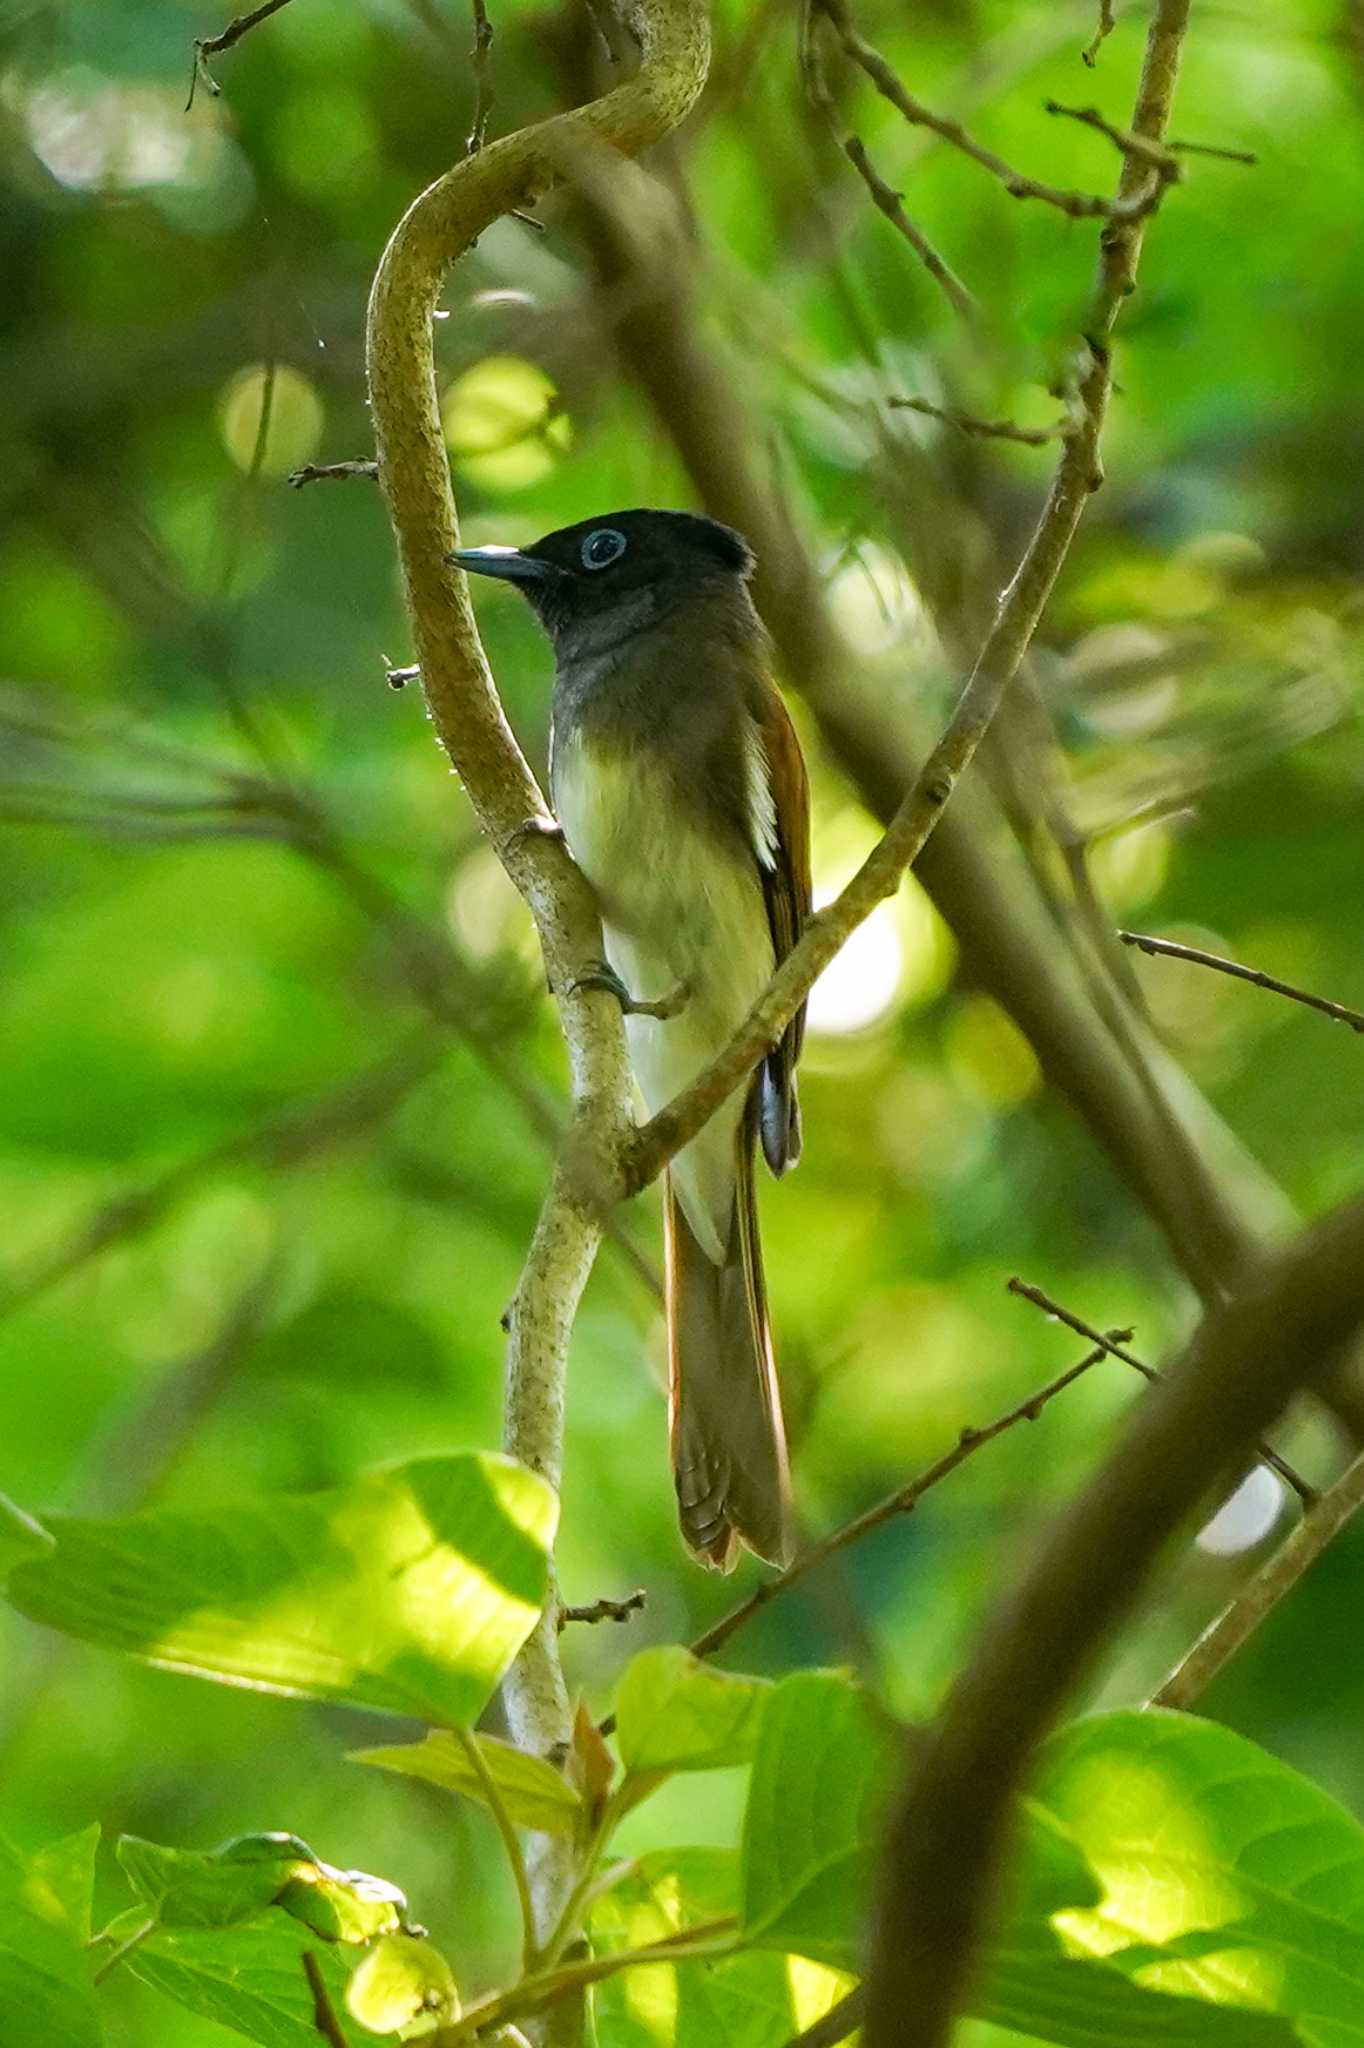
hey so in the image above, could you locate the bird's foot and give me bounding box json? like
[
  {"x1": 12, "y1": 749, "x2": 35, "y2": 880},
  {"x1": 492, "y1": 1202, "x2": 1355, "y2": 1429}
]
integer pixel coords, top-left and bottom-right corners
[
  {"x1": 570, "y1": 964, "x2": 690, "y2": 1020},
  {"x1": 503, "y1": 813, "x2": 564, "y2": 854}
]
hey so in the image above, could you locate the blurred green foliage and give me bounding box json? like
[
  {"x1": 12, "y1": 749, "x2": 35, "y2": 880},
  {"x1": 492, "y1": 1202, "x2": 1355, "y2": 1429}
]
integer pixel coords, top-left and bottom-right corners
[{"x1": 2, "y1": 0, "x2": 1364, "y2": 2040}]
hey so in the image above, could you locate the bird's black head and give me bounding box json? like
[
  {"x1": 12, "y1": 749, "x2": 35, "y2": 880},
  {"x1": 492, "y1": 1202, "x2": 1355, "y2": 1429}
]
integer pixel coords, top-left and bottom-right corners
[{"x1": 451, "y1": 508, "x2": 754, "y2": 640}]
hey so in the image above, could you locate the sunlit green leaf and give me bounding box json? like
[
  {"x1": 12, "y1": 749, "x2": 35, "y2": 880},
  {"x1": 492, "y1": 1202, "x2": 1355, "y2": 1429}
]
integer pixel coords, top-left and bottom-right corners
[
  {"x1": 592, "y1": 1845, "x2": 851, "y2": 2048},
  {"x1": 1022, "y1": 1709, "x2": 1364, "y2": 2046},
  {"x1": 345, "y1": 1934, "x2": 458, "y2": 2035},
  {"x1": 351, "y1": 1729, "x2": 583, "y2": 1835},
  {"x1": 6, "y1": 1453, "x2": 556, "y2": 1725},
  {"x1": 616, "y1": 1648, "x2": 771, "y2": 1779}
]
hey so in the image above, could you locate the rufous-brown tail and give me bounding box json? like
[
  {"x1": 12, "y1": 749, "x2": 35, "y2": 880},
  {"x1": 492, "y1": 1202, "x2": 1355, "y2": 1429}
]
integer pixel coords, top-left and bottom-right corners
[{"x1": 666, "y1": 1094, "x2": 792, "y2": 1571}]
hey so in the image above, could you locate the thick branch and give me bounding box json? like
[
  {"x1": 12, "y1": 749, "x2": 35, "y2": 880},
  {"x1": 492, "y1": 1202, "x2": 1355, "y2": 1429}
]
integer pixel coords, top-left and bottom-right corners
[{"x1": 364, "y1": 0, "x2": 710, "y2": 1960}]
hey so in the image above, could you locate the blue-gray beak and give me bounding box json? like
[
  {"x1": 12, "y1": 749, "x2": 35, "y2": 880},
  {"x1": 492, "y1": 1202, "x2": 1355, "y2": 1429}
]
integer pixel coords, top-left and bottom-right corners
[{"x1": 449, "y1": 545, "x2": 558, "y2": 585}]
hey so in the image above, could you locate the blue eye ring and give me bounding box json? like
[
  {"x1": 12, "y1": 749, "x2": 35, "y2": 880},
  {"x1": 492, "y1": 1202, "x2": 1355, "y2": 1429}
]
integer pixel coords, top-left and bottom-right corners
[{"x1": 581, "y1": 527, "x2": 628, "y2": 571}]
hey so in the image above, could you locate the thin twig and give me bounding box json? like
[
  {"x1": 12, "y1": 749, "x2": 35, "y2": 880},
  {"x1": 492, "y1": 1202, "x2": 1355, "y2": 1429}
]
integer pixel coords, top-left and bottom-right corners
[
  {"x1": 842, "y1": 139, "x2": 977, "y2": 319},
  {"x1": 798, "y1": 2, "x2": 974, "y2": 319},
  {"x1": 1119, "y1": 930, "x2": 1364, "y2": 1035},
  {"x1": 434, "y1": 1919, "x2": 737, "y2": 2045},
  {"x1": 287, "y1": 459, "x2": 379, "y2": 488},
  {"x1": 450, "y1": 1724, "x2": 540, "y2": 1972},
  {"x1": 816, "y1": 0, "x2": 1168, "y2": 224},
  {"x1": 190, "y1": 0, "x2": 295, "y2": 105},
  {"x1": 468, "y1": 0, "x2": 495, "y2": 153},
  {"x1": 1167, "y1": 135, "x2": 1257, "y2": 163},
  {"x1": 302, "y1": 1950, "x2": 350, "y2": 2048},
  {"x1": 888, "y1": 395, "x2": 1068, "y2": 446},
  {"x1": 688, "y1": 1334, "x2": 1129, "y2": 1667},
  {"x1": 1007, "y1": 1276, "x2": 1316, "y2": 1506},
  {"x1": 559, "y1": 1590, "x2": 647, "y2": 1628},
  {"x1": 1082, "y1": 0, "x2": 1116, "y2": 70},
  {"x1": 1152, "y1": 1448, "x2": 1364, "y2": 1709},
  {"x1": 1043, "y1": 98, "x2": 1179, "y2": 174}
]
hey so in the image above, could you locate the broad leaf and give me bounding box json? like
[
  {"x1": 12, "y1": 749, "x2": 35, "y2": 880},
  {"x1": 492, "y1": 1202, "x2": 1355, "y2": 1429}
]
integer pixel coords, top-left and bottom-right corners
[
  {"x1": 1027, "y1": 1709, "x2": 1364, "y2": 2046},
  {"x1": 352, "y1": 1730, "x2": 583, "y2": 1835},
  {"x1": 6, "y1": 1453, "x2": 555, "y2": 1725},
  {"x1": 117, "y1": 1834, "x2": 303, "y2": 1930},
  {"x1": 0, "y1": 1832, "x2": 103, "y2": 2048},
  {"x1": 345, "y1": 1935, "x2": 458, "y2": 2034},
  {"x1": 739, "y1": 1670, "x2": 895, "y2": 1967},
  {"x1": 592, "y1": 1846, "x2": 850, "y2": 2048},
  {"x1": 616, "y1": 1648, "x2": 771, "y2": 1778},
  {"x1": 126, "y1": 1919, "x2": 367, "y2": 2048}
]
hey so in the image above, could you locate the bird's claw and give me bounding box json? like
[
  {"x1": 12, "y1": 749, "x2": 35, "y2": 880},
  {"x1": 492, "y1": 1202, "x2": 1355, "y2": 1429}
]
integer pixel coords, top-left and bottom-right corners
[
  {"x1": 570, "y1": 965, "x2": 689, "y2": 1020},
  {"x1": 503, "y1": 814, "x2": 564, "y2": 853}
]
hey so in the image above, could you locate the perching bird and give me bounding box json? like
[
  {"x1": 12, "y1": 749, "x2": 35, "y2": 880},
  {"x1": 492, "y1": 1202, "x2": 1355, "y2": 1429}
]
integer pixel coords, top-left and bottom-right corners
[{"x1": 454, "y1": 510, "x2": 811, "y2": 1570}]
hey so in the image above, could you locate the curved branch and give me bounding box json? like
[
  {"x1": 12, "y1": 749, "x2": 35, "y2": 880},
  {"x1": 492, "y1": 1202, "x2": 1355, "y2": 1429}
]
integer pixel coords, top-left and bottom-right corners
[{"x1": 364, "y1": 0, "x2": 711, "y2": 1956}]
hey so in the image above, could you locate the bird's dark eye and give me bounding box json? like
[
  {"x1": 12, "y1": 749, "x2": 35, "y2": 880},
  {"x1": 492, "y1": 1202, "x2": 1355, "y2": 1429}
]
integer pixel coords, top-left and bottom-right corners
[{"x1": 580, "y1": 528, "x2": 627, "y2": 572}]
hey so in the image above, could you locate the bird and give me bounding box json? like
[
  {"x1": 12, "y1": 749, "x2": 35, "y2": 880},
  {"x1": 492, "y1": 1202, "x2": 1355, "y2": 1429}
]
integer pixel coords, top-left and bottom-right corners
[{"x1": 453, "y1": 509, "x2": 811, "y2": 1571}]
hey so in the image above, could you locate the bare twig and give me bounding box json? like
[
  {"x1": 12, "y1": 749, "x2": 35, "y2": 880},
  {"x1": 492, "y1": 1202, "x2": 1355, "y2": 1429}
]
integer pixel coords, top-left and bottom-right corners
[
  {"x1": 287, "y1": 459, "x2": 379, "y2": 487},
  {"x1": 190, "y1": 0, "x2": 295, "y2": 105},
  {"x1": 1043, "y1": 98, "x2": 1179, "y2": 174},
  {"x1": 798, "y1": 0, "x2": 974, "y2": 319},
  {"x1": 1120, "y1": 930, "x2": 1364, "y2": 1035},
  {"x1": 302, "y1": 1950, "x2": 350, "y2": 2048},
  {"x1": 1152, "y1": 1448, "x2": 1364, "y2": 1709},
  {"x1": 559, "y1": 1590, "x2": 647, "y2": 1628},
  {"x1": 841, "y1": 139, "x2": 977, "y2": 319},
  {"x1": 434, "y1": 1919, "x2": 737, "y2": 2044},
  {"x1": 888, "y1": 395, "x2": 1069, "y2": 446},
  {"x1": 687, "y1": 1335, "x2": 1129, "y2": 1668},
  {"x1": 1082, "y1": 0, "x2": 1116, "y2": 70},
  {"x1": 816, "y1": 0, "x2": 1169, "y2": 224},
  {"x1": 468, "y1": 0, "x2": 495, "y2": 153},
  {"x1": 1007, "y1": 1276, "x2": 1316, "y2": 1506},
  {"x1": 1167, "y1": 135, "x2": 1257, "y2": 163}
]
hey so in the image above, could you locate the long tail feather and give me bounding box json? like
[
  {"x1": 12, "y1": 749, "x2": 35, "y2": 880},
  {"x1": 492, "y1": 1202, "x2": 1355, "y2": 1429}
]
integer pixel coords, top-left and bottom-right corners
[{"x1": 666, "y1": 1094, "x2": 792, "y2": 1570}]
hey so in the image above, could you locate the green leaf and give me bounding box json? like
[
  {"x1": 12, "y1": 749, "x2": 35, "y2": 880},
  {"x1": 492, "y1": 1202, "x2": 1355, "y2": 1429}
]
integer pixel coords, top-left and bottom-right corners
[
  {"x1": 616, "y1": 1648, "x2": 772, "y2": 1778},
  {"x1": 1024, "y1": 1708, "x2": 1364, "y2": 2045},
  {"x1": 351, "y1": 1729, "x2": 583, "y2": 1835},
  {"x1": 117, "y1": 1834, "x2": 303, "y2": 1930},
  {"x1": 24, "y1": 1825, "x2": 100, "y2": 1945},
  {"x1": 0, "y1": 1833, "x2": 103, "y2": 2048},
  {"x1": 126, "y1": 1919, "x2": 367, "y2": 2048},
  {"x1": 592, "y1": 1846, "x2": 851, "y2": 2048},
  {"x1": 345, "y1": 1935, "x2": 458, "y2": 2034},
  {"x1": 0, "y1": 1490, "x2": 54, "y2": 1575},
  {"x1": 117, "y1": 1831, "x2": 413, "y2": 1944},
  {"x1": 6, "y1": 1453, "x2": 556, "y2": 1725},
  {"x1": 739, "y1": 1670, "x2": 895, "y2": 1968}
]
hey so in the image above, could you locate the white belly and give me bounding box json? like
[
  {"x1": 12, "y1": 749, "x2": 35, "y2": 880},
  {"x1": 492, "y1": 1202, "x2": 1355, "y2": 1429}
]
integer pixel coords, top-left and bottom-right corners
[{"x1": 554, "y1": 733, "x2": 773, "y2": 1262}]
